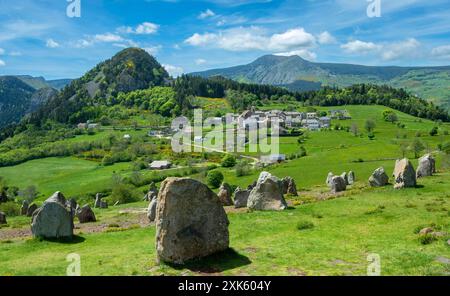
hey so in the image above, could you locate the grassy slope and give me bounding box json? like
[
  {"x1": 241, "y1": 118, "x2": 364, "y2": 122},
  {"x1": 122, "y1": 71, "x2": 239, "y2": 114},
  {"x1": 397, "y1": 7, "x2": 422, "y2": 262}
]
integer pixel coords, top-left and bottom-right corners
[{"x1": 0, "y1": 173, "x2": 448, "y2": 276}]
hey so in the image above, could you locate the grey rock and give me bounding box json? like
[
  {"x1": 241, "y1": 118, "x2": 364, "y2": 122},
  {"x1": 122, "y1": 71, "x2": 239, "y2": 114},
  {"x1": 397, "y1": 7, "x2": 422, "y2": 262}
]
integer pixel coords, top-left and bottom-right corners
[
  {"x1": 31, "y1": 192, "x2": 73, "y2": 239},
  {"x1": 0, "y1": 211, "x2": 6, "y2": 224},
  {"x1": 326, "y1": 172, "x2": 334, "y2": 187},
  {"x1": 217, "y1": 183, "x2": 233, "y2": 206},
  {"x1": 94, "y1": 193, "x2": 108, "y2": 209},
  {"x1": 330, "y1": 176, "x2": 347, "y2": 193},
  {"x1": 247, "y1": 181, "x2": 257, "y2": 190},
  {"x1": 393, "y1": 158, "x2": 416, "y2": 189},
  {"x1": 369, "y1": 167, "x2": 389, "y2": 187},
  {"x1": 281, "y1": 177, "x2": 298, "y2": 196},
  {"x1": 66, "y1": 198, "x2": 78, "y2": 218},
  {"x1": 155, "y1": 177, "x2": 229, "y2": 264},
  {"x1": 76, "y1": 205, "x2": 96, "y2": 223},
  {"x1": 26, "y1": 203, "x2": 38, "y2": 217},
  {"x1": 143, "y1": 182, "x2": 158, "y2": 201},
  {"x1": 416, "y1": 154, "x2": 436, "y2": 178},
  {"x1": 147, "y1": 197, "x2": 157, "y2": 222},
  {"x1": 247, "y1": 172, "x2": 287, "y2": 211},
  {"x1": 21, "y1": 200, "x2": 29, "y2": 216},
  {"x1": 340, "y1": 172, "x2": 349, "y2": 185},
  {"x1": 348, "y1": 171, "x2": 355, "y2": 185},
  {"x1": 234, "y1": 187, "x2": 250, "y2": 208}
]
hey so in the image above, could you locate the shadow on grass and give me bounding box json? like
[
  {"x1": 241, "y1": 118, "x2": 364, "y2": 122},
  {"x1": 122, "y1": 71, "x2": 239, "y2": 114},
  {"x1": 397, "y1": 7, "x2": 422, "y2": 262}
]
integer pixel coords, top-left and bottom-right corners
[
  {"x1": 165, "y1": 248, "x2": 251, "y2": 274},
  {"x1": 37, "y1": 235, "x2": 86, "y2": 244}
]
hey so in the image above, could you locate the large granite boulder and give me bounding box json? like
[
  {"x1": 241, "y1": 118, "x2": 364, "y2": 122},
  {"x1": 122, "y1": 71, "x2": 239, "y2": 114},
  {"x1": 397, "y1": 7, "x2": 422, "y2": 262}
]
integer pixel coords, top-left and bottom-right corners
[
  {"x1": 416, "y1": 154, "x2": 436, "y2": 178},
  {"x1": 393, "y1": 158, "x2": 416, "y2": 189},
  {"x1": 76, "y1": 205, "x2": 96, "y2": 223},
  {"x1": 147, "y1": 197, "x2": 157, "y2": 222},
  {"x1": 26, "y1": 203, "x2": 38, "y2": 217},
  {"x1": 281, "y1": 177, "x2": 298, "y2": 196},
  {"x1": 234, "y1": 187, "x2": 250, "y2": 208},
  {"x1": 217, "y1": 183, "x2": 233, "y2": 206},
  {"x1": 326, "y1": 172, "x2": 334, "y2": 187},
  {"x1": 348, "y1": 171, "x2": 355, "y2": 185},
  {"x1": 31, "y1": 192, "x2": 73, "y2": 239},
  {"x1": 330, "y1": 176, "x2": 347, "y2": 193},
  {"x1": 369, "y1": 167, "x2": 389, "y2": 187},
  {"x1": 21, "y1": 200, "x2": 29, "y2": 216},
  {"x1": 155, "y1": 178, "x2": 229, "y2": 264},
  {"x1": 0, "y1": 211, "x2": 6, "y2": 224},
  {"x1": 247, "y1": 172, "x2": 288, "y2": 211}
]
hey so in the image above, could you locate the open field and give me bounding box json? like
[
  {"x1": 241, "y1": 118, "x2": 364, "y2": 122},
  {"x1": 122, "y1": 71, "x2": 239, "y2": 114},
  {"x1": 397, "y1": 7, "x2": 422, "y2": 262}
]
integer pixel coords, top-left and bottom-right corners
[{"x1": 1, "y1": 172, "x2": 448, "y2": 276}]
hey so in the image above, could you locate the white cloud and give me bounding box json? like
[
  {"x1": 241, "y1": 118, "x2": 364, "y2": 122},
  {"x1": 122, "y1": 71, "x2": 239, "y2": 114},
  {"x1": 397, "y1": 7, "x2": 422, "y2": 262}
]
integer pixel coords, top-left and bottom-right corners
[
  {"x1": 317, "y1": 31, "x2": 337, "y2": 45},
  {"x1": 341, "y1": 40, "x2": 381, "y2": 54},
  {"x1": 94, "y1": 33, "x2": 123, "y2": 42},
  {"x1": 431, "y1": 44, "x2": 450, "y2": 59},
  {"x1": 46, "y1": 38, "x2": 60, "y2": 48},
  {"x1": 195, "y1": 58, "x2": 207, "y2": 65},
  {"x1": 118, "y1": 22, "x2": 159, "y2": 35},
  {"x1": 185, "y1": 26, "x2": 316, "y2": 52},
  {"x1": 0, "y1": 59, "x2": 5, "y2": 67},
  {"x1": 198, "y1": 9, "x2": 216, "y2": 19},
  {"x1": 143, "y1": 45, "x2": 162, "y2": 56},
  {"x1": 274, "y1": 49, "x2": 317, "y2": 60},
  {"x1": 73, "y1": 39, "x2": 93, "y2": 48},
  {"x1": 381, "y1": 38, "x2": 421, "y2": 61},
  {"x1": 163, "y1": 64, "x2": 184, "y2": 77}
]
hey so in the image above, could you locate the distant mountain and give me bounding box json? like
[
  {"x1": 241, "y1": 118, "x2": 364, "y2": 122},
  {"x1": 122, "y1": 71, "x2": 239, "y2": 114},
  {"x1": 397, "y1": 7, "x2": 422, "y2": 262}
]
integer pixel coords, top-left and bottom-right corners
[
  {"x1": 13, "y1": 75, "x2": 72, "y2": 90},
  {"x1": 0, "y1": 76, "x2": 36, "y2": 127},
  {"x1": 27, "y1": 47, "x2": 170, "y2": 126},
  {"x1": 192, "y1": 55, "x2": 450, "y2": 110}
]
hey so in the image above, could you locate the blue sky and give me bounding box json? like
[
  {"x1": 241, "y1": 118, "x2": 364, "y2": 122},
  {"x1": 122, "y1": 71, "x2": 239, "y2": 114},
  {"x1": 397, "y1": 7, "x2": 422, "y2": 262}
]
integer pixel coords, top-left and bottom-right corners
[{"x1": 0, "y1": 0, "x2": 449, "y2": 79}]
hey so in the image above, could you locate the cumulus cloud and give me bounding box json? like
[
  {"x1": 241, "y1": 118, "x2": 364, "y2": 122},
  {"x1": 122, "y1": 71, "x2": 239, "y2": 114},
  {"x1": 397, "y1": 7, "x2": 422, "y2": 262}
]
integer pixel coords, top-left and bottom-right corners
[
  {"x1": 341, "y1": 40, "x2": 381, "y2": 54},
  {"x1": 163, "y1": 64, "x2": 184, "y2": 77},
  {"x1": 143, "y1": 45, "x2": 162, "y2": 56},
  {"x1": 46, "y1": 38, "x2": 60, "y2": 48},
  {"x1": 73, "y1": 33, "x2": 137, "y2": 48},
  {"x1": 118, "y1": 22, "x2": 159, "y2": 35},
  {"x1": 198, "y1": 9, "x2": 216, "y2": 19},
  {"x1": 274, "y1": 49, "x2": 317, "y2": 60},
  {"x1": 185, "y1": 26, "x2": 316, "y2": 52},
  {"x1": 431, "y1": 44, "x2": 450, "y2": 59},
  {"x1": 0, "y1": 59, "x2": 5, "y2": 67},
  {"x1": 317, "y1": 31, "x2": 337, "y2": 45},
  {"x1": 381, "y1": 38, "x2": 420, "y2": 61},
  {"x1": 94, "y1": 33, "x2": 123, "y2": 42}
]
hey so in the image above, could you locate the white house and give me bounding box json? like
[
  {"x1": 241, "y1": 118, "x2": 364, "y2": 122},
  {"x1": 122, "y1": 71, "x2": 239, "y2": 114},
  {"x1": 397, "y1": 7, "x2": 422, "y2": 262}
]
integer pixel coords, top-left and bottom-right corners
[{"x1": 149, "y1": 161, "x2": 172, "y2": 170}]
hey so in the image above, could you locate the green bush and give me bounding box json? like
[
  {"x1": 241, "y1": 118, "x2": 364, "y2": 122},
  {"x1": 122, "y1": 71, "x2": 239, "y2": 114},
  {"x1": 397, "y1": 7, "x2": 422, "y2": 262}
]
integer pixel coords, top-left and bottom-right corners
[
  {"x1": 0, "y1": 201, "x2": 20, "y2": 216},
  {"x1": 221, "y1": 154, "x2": 237, "y2": 168},
  {"x1": 296, "y1": 220, "x2": 314, "y2": 231},
  {"x1": 206, "y1": 170, "x2": 224, "y2": 189}
]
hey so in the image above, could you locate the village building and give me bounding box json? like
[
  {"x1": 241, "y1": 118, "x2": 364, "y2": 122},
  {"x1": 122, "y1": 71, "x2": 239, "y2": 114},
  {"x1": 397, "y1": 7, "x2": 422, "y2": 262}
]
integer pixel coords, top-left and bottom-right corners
[
  {"x1": 149, "y1": 160, "x2": 172, "y2": 170},
  {"x1": 260, "y1": 154, "x2": 286, "y2": 164}
]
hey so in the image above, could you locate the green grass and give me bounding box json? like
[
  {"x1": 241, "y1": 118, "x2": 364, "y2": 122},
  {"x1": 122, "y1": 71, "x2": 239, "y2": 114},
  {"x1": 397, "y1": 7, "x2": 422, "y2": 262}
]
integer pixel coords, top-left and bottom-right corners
[{"x1": 1, "y1": 173, "x2": 448, "y2": 276}]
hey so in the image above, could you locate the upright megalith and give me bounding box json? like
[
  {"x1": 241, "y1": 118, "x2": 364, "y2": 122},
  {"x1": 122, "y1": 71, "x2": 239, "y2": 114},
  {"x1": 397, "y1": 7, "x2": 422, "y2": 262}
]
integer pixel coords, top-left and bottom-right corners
[
  {"x1": 416, "y1": 154, "x2": 436, "y2": 178},
  {"x1": 393, "y1": 158, "x2": 416, "y2": 189},
  {"x1": 348, "y1": 171, "x2": 355, "y2": 185},
  {"x1": 26, "y1": 203, "x2": 38, "y2": 217},
  {"x1": 281, "y1": 176, "x2": 298, "y2": 196},
  {"x1": 94, "y1": 193, "x2": 108, "y2": 209},
  {"x1": 369, "y1": 167, "x2": 389, "y2": 187},
  {"x1": 247, "y1": 172, "x2": 288, "y2": 211},
  {"x1": 0, "y1": 212, "x2": 6, "y2": 224},
  {"x1": 31, "y1": 192, "x2": 73, "y2": 239},
  {"x1": 217, "y1": 183, "x2": 233, "y2": 206},
  {"x1": 76, "y1": 205, "x2": 96, "y2": 223},
  {"x1": 330, "y1": 176, "x2": 347, "y2": 193},
  {"x1": 147, "y1": 197, "x2": 157, "y2": 222},
  {"x1": 143, "y1": 182, "x2": 158, "y2": 201},
  {"x1": 326, "y1": 172, "x2": 334, "y2": 187},
  {"x1": 234, "y1": 187, "x2": 250, "y2": 208},
  {"x1": 340, "y1": 172, "x2": 349, "y2": 185},
  {"x1": 20, "y1": 200, "x2": 29, "y2": 216},
  {"x1": 155, "y1": 178, "x2": 229, "y2": 264}
]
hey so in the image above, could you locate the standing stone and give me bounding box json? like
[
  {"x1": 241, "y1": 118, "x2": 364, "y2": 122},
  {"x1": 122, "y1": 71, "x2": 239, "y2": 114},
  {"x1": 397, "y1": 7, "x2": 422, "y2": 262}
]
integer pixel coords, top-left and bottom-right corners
[
  {"x1": 217, "y1": 183, "x2": 233, "y2": 206},
  {"x1": 31, "y1": 192, "x2": 73, "y2": 239},
  {"x1": 234, "y1": 187, "x2": 250, "y2": 208},
  {"x1": 155, "y1": 178, "x2": 229, "y2": 264},
  {"x1": 26, "y1": 203, "x2": 38, "y2": 217},
  {"x1": 281, "y1": 177, "x2": 298, "y2": 196},
  {"x1": 143, "y1": 182, "x2": 158, "y2": 201},
  {"x1": 66, "y1": 198, "x2": 78, "y2": 218},
  {"x1": 21, "y1": 200, "x2": 29, "y2": 216},
  {"x1": 147, "y1": 197, "x2": 157, "y2": 222},
  {"x1": 247, "y1": 172, "x2": 288, "y2": 211},
  {"x1": 95, "y1": 193, "x2": 108, "y2": 209},
  {"x1": 247, "y1": 181, "x2": 257, "y2": 190},
  {"x1": 330, "y1": 176, "x2": 347, "y2": 193},
  {"x1": 369, "y1": 167, "x2": 389, "y2": 187},
  {"x1": 76, "y1": 205, "x2": 96, "y2": 223},
  {"x1": 348, "y1": 171, "x2": 355, "y2": 185},
  {"x1": 326, "y1": 172, "x2": 334, "y2": 187},
  {"x1": 341, "y1": 172, "x2": 349, "y2": 185},
  {"x1": 416, "y1": 154, "x2": 436, "y2": 178},
  {"x1": 393, "y1": 158, "x2": 417, "y2": 189},
  {"x1": 0, "y1": 211, "x2": 6, "y2": 224}
]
